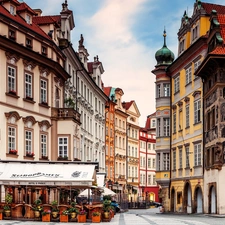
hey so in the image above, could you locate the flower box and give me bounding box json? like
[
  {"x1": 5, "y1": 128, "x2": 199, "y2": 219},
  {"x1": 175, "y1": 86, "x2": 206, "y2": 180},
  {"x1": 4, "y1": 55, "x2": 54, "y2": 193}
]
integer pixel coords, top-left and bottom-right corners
[
  {"x1": 42, "y1": 214, "x2": 50, "y2": 222},
  {"x1": 9, "y1": 90, "x2": 16, "y2": 95},
  {"x1": 9, "y1": 149, "x2": 17, "y2": 155},
  {"x1": 60, "y1": 214, "x2": 68, "y2": 222},
  {"x1": 26, "y1": 152, "x2": 35, "y2": 157},
  {"x1": 77, "y1": 214, "x2": 86, "y2": 223},
  {"x1": 41, "y1": 155, "x2": 48, "y2": 160},
  {"x1": 57, "y1": 156, "x2": 68, "y2": 161},
  {"x1": 26, "y1": 96, "x2": 33, "y2": 101}
]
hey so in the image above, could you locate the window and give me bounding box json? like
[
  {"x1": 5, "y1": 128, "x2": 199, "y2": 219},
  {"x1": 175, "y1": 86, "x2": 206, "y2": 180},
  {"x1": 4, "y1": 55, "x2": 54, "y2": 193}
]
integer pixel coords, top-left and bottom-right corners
[
  {"x1": 148, "y1": 175, "x2": 151, "y2": 185},
  {"x1": 40, "y1": 79, "x2": 47, "y2": 104},
  {"x1": 157, "y1": 153, "x2": 160, "y2": 170},
  {"x1": 58, "y1": 137, "x2": 68, "y2": 157},
  {"x1": 173, "y1": 113, "x2": 177, "y2": 133},
  {"x1": 26, "y1": 14, "x2": 31, "y2": 24},
  {"x1": 163, "y1": 153, "x2": 170, "y2": 170},
  {"x1": 152, "y1": 158, "x2": 156, "y2": 168},
  {"x1": 194, "y1": 59, "x2": 201, "y2": 79},
  {"x1": 153, "y1": 175, "x2": 156, "y2": 185},
  {"x1": 41, "y1": 134, "x2": 47, "y2": 156},
  {"x1": 10, "y1": 5, "x2": 15, "y2": 15},
  {"x1": 185, "y1": 66, "x2": 192, "y2": 85},
  {"x1": 9, "y1": 28, "x2": 16, "y2": 41},
  {"x1": 186, "y1": 104, "x2": 190, "y2": 127},
  {"x1": 148, "y1": 143, "x2": 151, "y2": 150},
  {"x1": 179, "y1": 39, "x2": 185, "y2": 54},
  {"x1": 174, "y1": 76, "x2": 180, "y2": 93},
  {"x1": 194, "y1": 99, "x2": 201, "y2": 123},
  {"x1": 25, "y1": 130, "x2": 32, "y2": 153},
  {"x1": 157, "y1": 84, "x2": 161, "y2": 97},
  {"x1": 179, "y1": 148, "x2": 182, "y2": 169},
  {"x1": 194, "y1": 143, "x2": 201, "y2": 166},
  {"x1": 173, "y1": 150, "x2": 176, "y2": 170},
  {"x1": 8, "y1": 66, "x2": 16, "y2": 93},
  {"x1": 163, "y1": 84, "x2": 170, "y2": 97},
  {"x1": 163, "y1": 118, "x2": 170, "y2": 136},
  {"x1": 192, "y1": 25, "x2": 198, "y2": 41},
  {"x1": 25, "y1": 73, "x2": 32, "y2": 98},
  {"x1": 151, "y1": 119, "x2": 156, "y2": 128},
  {"x1": 41, "y1": 46, "x2": 47, "y2": 56},
  {"x1": 8, "y1": 126, "x2": 16, "y2": 152},
  {"x1": 148, "y1": 158, "x2": 151, "y2": 168},
  {"x1": 185, "y1": 146, "x2": 190, "y2": 167},
  {"x1": 157, "y1": 118, "x2": 161, "y2": 137},
  {"x1": 26, "y1": 38, "x2": 32, "y2": 48}
]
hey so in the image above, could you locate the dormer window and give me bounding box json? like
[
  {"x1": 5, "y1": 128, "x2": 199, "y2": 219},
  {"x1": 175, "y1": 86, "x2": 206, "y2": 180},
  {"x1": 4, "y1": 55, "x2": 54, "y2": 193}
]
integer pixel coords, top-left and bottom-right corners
[
  {"x1": 10, "y1": 5, "x2": 15, "y2": 15},
  {"x1": 41, "y1": 46, "x2": 47, "y2": 56},
  {"x1": 179, "y1": 39, "x2": 185, "y2": 54},
  {"x1": 26, "y1": 38, "x2": 32, "y2": 48},
  {"x1": 191, "y1": 24, "x2": 199, "y2": 43},
  {"x1": 9, "y1": 29, "x2": 16, "y2": 40},
  {"x1": 26, "y1": 14, "x2": 31, "y2": 24}
]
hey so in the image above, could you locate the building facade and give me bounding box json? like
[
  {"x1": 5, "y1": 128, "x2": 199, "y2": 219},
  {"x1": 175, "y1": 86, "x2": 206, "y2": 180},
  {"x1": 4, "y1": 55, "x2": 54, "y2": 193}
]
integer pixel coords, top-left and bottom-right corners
[
  {"x1": 139, "y1": 113, "x2": 159, "y2": 203},
  {"x1": 196, "y1": 9, "x2": 225, "y2": 214}
]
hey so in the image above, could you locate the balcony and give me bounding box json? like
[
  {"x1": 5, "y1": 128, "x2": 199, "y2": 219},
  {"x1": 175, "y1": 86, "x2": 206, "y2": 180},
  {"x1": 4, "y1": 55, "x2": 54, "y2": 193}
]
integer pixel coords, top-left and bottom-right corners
[{"x1": 51, "y1": 107, "x2": 80, "y2": 123}]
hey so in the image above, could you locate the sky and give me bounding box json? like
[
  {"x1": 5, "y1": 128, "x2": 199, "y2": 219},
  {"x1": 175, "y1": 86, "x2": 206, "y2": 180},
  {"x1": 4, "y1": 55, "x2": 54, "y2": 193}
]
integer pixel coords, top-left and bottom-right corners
[{"x1": 25, "y1": 0, "x2": 224, "y2": 127}]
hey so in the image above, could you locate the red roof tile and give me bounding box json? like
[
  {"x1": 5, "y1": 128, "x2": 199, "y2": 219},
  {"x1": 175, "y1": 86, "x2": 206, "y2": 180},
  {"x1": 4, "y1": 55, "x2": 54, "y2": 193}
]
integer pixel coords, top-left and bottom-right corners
[
  {"x1": 104, "y1": 87, "x2": 111, "y2": 97},
  {"x1": 17, "y1": 2, "x2": 37, "y2": 15},
  {"x1": 122, "y1": 101, "x2": 134, "y2": 110},
  {"x1": 202, "y1": 2, "x2": 225, "y2": 14},
  {"x1": 0, "y1": 4, "x2": 51, "y2": 40},
  {"x1": 0, "y1": 0, "x2": 20, "y2": 6},
  {"x1": 33, "y1": 15, "x2": 61, "y2": 27}
]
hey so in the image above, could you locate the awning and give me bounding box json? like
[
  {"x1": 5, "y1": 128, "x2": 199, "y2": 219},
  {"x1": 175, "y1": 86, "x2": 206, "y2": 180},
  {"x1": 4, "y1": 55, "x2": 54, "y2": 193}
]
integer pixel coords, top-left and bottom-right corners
[
  {"x1": 0, "y1": 162, "x2": 96, "y2": 187},
  {"x1": 79, "y1": 187, "x2": 116, "y2": 197}
]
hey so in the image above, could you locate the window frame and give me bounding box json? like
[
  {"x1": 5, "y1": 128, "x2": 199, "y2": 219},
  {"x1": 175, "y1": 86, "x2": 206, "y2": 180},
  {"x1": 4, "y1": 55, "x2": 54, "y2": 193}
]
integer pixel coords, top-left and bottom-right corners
[{"x1": 58, "y1": 137, "x2": 68, "y2": 158}]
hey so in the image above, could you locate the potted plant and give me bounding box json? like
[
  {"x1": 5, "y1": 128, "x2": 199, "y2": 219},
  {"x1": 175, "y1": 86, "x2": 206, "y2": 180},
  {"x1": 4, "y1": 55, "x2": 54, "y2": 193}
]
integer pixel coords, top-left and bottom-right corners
[
  {"x1": 26, "y1": 151, "x2": 35, "y2": 157},
  {"x1": 32, "y1": 199, "x2": 42, "y2": 218},
  {"x1": 68, "y1": 202, "x2": 77, "y2": 219},
  {"x1": 60, "y1": 209, "x2": 69, "y2": 222},
  {"x1": 41, "y1": 209, "x2": 51, "y2": 222},
  {"x1": 92, "y1": 211, "x2": 101, "y2": 223},
  {"x1": 77, "y1": 209, "x2": 87, "y2": 223},
  {"x1": 3, "y1": 194, "x2": 13, "y2": 217},
  {"x1": 51, "y1": 200, "x2": 59, "y2": 218},
  {"x1": 102, "y1": 199, "x2": 111, "y2": 220},
  {"x1": 64, "y1": 97, "x2": 75, "y2": 108},
  {"x1": 9, "y1": 149, "x2": 17, "y2": 155}
]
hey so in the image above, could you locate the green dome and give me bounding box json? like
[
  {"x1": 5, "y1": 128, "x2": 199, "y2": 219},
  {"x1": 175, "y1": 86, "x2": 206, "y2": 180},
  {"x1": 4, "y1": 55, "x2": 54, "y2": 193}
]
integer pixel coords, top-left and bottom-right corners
[{"x1": 155, "y1": 30, "x2": 174, "y2": 66}]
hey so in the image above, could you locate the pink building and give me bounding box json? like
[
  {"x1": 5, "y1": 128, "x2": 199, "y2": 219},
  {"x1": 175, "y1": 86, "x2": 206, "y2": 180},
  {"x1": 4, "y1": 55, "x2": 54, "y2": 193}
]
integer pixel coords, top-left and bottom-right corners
[{"x1": 139, "y1": 113, "x2": 160, "y2": 202}]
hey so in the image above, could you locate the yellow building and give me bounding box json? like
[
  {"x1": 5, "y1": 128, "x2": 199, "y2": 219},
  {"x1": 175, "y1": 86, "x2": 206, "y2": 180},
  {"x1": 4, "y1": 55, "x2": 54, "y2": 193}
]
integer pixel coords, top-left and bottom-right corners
[{"x1": 152, "y1": 1, "x2": 225, "y2": 213}]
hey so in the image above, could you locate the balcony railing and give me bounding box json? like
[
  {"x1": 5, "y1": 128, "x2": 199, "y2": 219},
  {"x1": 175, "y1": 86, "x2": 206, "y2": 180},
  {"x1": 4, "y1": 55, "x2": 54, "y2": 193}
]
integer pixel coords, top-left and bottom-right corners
[{"x1": 51, "y1": 107, "x2": 80, "y2": 123}]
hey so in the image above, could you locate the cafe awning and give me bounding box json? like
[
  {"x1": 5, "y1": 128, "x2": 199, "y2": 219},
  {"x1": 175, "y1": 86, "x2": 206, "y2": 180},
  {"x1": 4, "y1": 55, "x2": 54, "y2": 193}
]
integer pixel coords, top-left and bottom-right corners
[{"x1": 0, "y1": 161, "x2": 97, "y2": 187}]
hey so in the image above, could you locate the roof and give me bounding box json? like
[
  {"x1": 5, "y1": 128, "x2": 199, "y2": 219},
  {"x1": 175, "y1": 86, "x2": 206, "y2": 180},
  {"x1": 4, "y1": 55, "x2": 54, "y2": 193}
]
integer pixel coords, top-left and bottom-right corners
[
  {"x1": 17, "y1": 2, "x2": 37, "y2": 15},
  {"x1": 122, "y1": 101, "x2": 134, "y2": 110},
  {"x1": 103, "y1": 87, "x2": 111, "y2": 97},
  {"x1": 87, "y1": 61, "x2": 102, "y2": 74},
  {"x1": 0, "y1": 0, "x2": 20, "y2": 5},
  {"x1": 0, "y1": 3, "x2": 51, "y2": 40},
  {"x1": 33, "y1": 15, "x2": 61, "y2": 27},
  {"x1": 202, "y1": 2, "x2": 225, "y2": 14},
  {"x1": 210, "y1": 14, "x2": 225, "y2": 55}
]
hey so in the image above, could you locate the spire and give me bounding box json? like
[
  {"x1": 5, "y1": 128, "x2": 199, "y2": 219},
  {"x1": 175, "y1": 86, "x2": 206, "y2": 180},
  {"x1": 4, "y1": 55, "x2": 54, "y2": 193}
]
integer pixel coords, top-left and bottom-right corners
[{"x1": 163, "y1": 28, "x2": 167, "y2": 47}]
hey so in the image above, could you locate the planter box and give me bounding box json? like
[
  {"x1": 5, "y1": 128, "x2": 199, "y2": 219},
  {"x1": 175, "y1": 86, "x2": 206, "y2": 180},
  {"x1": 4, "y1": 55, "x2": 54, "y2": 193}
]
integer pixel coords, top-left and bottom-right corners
[
  {"x1": 92, "y1": 215, "x2": 101, "y2": 223},
  {"x1": 42, "y1": 214, "x2": 50, "y2": 222},
  {"x1": 60, "y1": 214, "x2": 68, "y2": 222},
  {"x1": 77, "y1": 214, "x2": 86, "y2": 223}
]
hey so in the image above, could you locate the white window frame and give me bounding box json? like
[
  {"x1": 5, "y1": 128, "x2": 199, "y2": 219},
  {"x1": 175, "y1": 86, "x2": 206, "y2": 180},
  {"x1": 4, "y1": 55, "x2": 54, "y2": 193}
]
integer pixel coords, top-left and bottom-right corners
[
  {"x1": 25, "y1": 73, "x2": 32, "y2": 98},
  {"x1": 194, "y1": 99, "x2": 201, "y2": 123},
  {"x1": 185, "y1": 66, "x2": 192, "y2": 85},
  {"x1": 174, "y1": 76, "x2": 180, "y2": 93},
  {"x1": 173, "y1": 113, "x2": 177, "y2": 133},
  {"x1": 186, "y1": 104, "x2": 190, "y2": 127},
  {"x1": 194, "y1": 143, "x2": 202, "y2": 166},
  {"x1": 179, "y1": 148, "x2": 182, "y2": 169},
  {"x1": 40, "y1": 79, "x2": 47, "y2": 103},
  {"x1": 173, "y1": 150, "x2": 176, "y2": 170},
  {"x1": 163, "y1": 118, "x2": 170, "y2": 136},
  {"x1": 8, "y1": 66, "x2": 16, "y2": 92},
  {"x1": 25, "y1": 130, "x2": 32, "y2": 153},
  {"x1": 41, "y1": 134, "x2": 47, "y2": 156},
  {"x1": 8, "y1": 126, "x2": 16, "y2": 152},
  {"x1": 163, "y1": 153, "x2": 170, "y2": 170},
  {"x1": 163, "y1": 83, "x2": 170, "y2": 97},
  {"x1": 185, "y1": 146, "x2": 190, "y2": 167},
  {"x1": 157, "y1": 84, "x2": 161, "y2": 98},
  {"x1": 58, "y1": 137, "x2": 68, "y2": 157}
]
